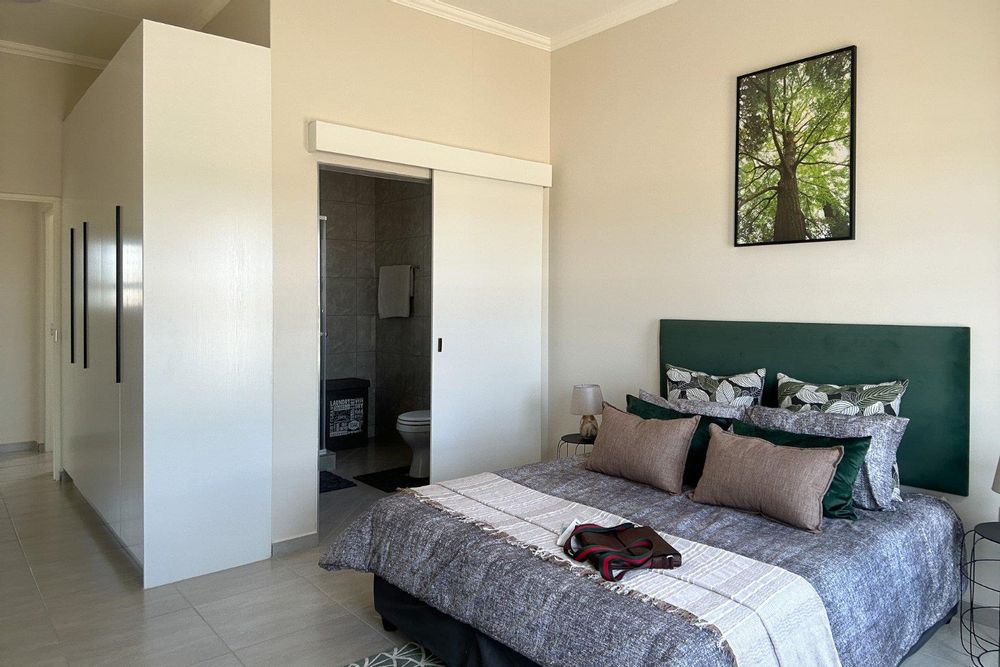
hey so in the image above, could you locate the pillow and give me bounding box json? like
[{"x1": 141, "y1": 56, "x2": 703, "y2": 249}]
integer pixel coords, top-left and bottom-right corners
[
  {"x1": 586, "y1": 403, "x2": 700, "y2": 494},
  {"x1": 691, "y1": 424, "x2": 843, "y2": 532},
  {"x1": 627, "y1": 394, "x2": 737, "y2": 488},
  {"x1": 638, "y1": 390, "x2": 748, "y2": 421},
  {"x1": 745, "y1": 405, "x2": 909, "y2": 511},
  {"x1": 731, "y1": 421, "x2": 870, "y2": 520},
  {"x1": 777, "y1": 372, "x2": 909, "y2": 417},
  {"x1": 664, "y1": 363, "x2": 765, "y2": 406}
]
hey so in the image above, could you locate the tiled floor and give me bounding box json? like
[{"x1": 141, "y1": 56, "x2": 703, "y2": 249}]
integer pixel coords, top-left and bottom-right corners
[
  {"x1": 0, "y1": 447, "x2": 984, "y2": 666},
  {"x1": 319, "y1": 437, "x2": 410, "y2": 544},
  {"x1": 0, "y1": 449, "x2": 408, "y2": 666}
]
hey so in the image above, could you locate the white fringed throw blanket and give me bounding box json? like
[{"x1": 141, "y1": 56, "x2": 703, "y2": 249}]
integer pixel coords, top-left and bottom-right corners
[{"x1": 413, "y1": 472, "x2": 841, "y2": 667}]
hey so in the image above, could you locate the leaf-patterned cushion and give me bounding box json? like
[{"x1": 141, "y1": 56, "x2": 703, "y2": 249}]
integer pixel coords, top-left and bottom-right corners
[
  {"x1": 777, "y1": 373, "x2": 909, "y2": 416},
  {"x1": 664, "y1": 363, "x2": 765, "y2": 406}
]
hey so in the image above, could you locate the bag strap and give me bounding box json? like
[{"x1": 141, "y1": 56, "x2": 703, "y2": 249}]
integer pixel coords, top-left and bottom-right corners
[{"x1": 562, "y1": 522, "x2": 656, "y2": 581}]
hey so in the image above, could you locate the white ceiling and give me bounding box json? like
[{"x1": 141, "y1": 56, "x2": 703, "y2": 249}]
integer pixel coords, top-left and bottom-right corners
[
  {"x1": 0, "y1": 0, "x2": 231, "y2": 62},
  {"x1": 392, "y1": 0, "x2": 680, "y2": 50},
  {"x1": 0, "y1": 0, "x2": 678, "y2": 67}
]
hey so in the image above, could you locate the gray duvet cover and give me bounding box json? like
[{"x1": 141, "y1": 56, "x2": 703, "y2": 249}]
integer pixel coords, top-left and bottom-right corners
[{"x1": 321, "y1": 457, "x2": 962, "y2": 667}]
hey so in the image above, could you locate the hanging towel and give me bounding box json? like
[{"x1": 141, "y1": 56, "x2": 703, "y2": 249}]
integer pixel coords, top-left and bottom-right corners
[{"x1": 378, "y1": 265, "x2": 412, "y2": 319}]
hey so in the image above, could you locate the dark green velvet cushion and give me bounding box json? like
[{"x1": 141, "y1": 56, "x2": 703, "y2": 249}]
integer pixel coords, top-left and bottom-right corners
[
  {"x1": 731, "y1": 421, "x2": 871, "y2": 520},
  {"x1": 625, "y1": 394, "x2": 734, "y2": 487}
]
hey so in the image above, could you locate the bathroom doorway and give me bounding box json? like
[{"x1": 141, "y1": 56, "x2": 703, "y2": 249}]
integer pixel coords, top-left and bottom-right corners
[{"x1": 317, "y1": 166, "x2": 432, "y2": 543}]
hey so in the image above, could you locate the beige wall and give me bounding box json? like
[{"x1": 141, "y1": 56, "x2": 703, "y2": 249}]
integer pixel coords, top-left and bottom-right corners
[
  {"x1": 549, "y1": 0, "x2": 1000, "y2": 528},
  {"x1": 0, "y1": 53, "x2": 98, "y2": 197},
  {"x1": 203, "y1": 0, "x2": 269, "y2": 47},
  {"x1": 269, "y1": 0, "x2": 550, "y2": 543},
  {"x1": 0, "y1": 200, "x2": 44, "y2": 445}
]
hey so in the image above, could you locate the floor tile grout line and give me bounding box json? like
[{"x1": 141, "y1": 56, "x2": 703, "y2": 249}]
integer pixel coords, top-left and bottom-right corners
[
  {"x1": 177, "y1": 585, "x2": 249, "y2": 665},
  {"x1": 217, "y1": 566, "x2": 390, "y2": 660},
  {"x1": 176, "y1": 558, "x2": 301, "y2": 610},
  {"x1": 182, "y1": 565, "x2": 340, "y2": 656},
  {"x1": 3, "y1": 485, "x2": 64, "y2": 648},
  {"x1": 299, "y1": 570, "x2": 400, "y2": 645}
]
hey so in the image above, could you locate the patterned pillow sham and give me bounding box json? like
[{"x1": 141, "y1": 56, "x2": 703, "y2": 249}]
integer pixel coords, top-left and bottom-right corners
[
  {"x1": 777, "y1": 372, "x2": 909, "y2": 417},
  {"x1": 745, "y1": 405, "x2": 909, "y2": 511},
  {"x1": 664, "y1": 364, "x2": 765, "y2": 406},
  {"x1": 638, "y1": 390, "x2": 748, "y2": 421}
]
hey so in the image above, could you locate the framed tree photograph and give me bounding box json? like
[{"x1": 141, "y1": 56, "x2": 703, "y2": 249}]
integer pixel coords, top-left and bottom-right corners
[{"x1": 735, "y1": 46, "x2": 856, "y2": 246}]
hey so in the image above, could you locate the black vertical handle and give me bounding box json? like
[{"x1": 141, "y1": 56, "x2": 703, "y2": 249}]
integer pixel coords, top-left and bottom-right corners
[
  {"x1": 437, "y1": 338, "x2": 443, "y2": 352},
  {"x1": 82, "y1": 221, "x2": 89, "y2": 369},
  {"x1": 115, "y1": 206, "x2": 122, "y2": 383},
  {"x1": 70, "y1": 228, "x2": 76, "y2": 364}
]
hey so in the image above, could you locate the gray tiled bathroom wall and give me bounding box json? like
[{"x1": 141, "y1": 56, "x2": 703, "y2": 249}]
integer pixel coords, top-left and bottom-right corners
[{"x1": 320, "y1": 169, "x2": 431, "y2": 436}]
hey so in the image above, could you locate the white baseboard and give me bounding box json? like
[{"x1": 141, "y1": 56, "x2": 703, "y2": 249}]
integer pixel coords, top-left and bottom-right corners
[{"x1": 271, "y1": 532, "x2": 319, "y2": 558}]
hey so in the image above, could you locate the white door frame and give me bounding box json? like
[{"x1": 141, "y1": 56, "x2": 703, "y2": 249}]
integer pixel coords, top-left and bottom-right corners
[
  {"x1": 307, "y1": 121, "x2": 553, "y2": 474},
  {"x1": 0, "y1": 192, "x2": 62, "y2": 480},
  {"x1": 309, "y1": 122, "x2": 552, "y2": 187}
]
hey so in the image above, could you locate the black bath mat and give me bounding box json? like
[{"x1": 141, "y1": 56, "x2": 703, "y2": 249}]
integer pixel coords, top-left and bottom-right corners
[
  {"x1": 354, "y1": 466, "x2": 428, "y2": 493},
  {"x1": 320, "y1": 471, "x2": 356, "y2": 493}
]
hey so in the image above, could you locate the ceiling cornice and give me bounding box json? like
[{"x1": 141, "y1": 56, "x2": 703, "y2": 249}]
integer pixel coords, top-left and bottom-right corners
[
  {"x1": 550, "y1": 0, "x2": 680, "y2": 50},
  {"x1": 390, "y1": 0, "x2": 551, "y2": 51},
  {"x1": 0, "y1": 39, "x2": 107, "y2": 70},
  {"x1": 391, "y1": 0, "x2": 681, "y2": 52}
]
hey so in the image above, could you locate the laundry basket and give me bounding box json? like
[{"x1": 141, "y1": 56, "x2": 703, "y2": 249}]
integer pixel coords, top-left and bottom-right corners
[{"x1": 324, "y1": 377, "x2": 370, "y2": 450}]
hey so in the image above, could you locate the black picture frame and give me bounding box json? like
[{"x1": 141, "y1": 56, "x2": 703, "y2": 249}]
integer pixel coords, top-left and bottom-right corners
[{"x1": 734, "y1": 45, "x2": 856, "y2": 247}]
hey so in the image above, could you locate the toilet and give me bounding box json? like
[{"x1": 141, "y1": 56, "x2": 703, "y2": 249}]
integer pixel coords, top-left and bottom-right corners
[{"x1": 396, "y1": 410, "x2": 431, "y2": 478}]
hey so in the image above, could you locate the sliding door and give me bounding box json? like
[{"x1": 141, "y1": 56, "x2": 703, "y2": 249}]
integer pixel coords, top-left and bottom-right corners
[{"x1": 431, "y1": 171, "x2": 544, "y2": 482}]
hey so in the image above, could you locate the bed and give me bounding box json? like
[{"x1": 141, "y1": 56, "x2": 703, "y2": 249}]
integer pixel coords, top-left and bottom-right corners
[{"x1": 321, "y1": 319, "x2": 969, "y2": 666}]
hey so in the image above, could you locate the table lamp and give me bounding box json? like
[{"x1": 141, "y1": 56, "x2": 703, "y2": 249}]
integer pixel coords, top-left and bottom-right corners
[
  {"x1": 571, "y1": 384, "x2": 603, "y2": 442},
  {"x1": 993, "y1": 455, "x2": 1000, "y2": 496}
]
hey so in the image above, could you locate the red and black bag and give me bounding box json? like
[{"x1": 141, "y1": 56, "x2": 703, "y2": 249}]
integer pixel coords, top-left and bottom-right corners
[{"x1": 562, "y1": 522, "x2": 681, "y2": 582}]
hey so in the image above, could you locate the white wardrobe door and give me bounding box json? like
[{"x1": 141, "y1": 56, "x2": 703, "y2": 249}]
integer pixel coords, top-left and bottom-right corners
[{"x1": 431, "y1": 170, "x2": 543, "y2": 482}]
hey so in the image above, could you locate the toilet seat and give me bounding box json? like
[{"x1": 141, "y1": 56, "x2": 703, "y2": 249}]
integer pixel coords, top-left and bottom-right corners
[{"x1": 397, "y1": 410, "x2": 431, "y2": 427}]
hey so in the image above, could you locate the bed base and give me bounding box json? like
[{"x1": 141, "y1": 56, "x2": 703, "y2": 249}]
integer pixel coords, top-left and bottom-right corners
[
  {"x1": 374, "y1": 576, "x2": 539, "y2": 667},
  {"x1": 374, "y1": 576, "x2": 956, "y2": 667},
  {"x1": 901, "y1": 603, "x2": 958, "y2": 662}
]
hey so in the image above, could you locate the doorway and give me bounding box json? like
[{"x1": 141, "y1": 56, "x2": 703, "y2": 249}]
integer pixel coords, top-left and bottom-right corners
[
  {"x1": 0, "y1": 193, "x2": 62, "y2": 478},
  {"x1": 317, "y1": 167, "x2": 432, "y2": 543}
]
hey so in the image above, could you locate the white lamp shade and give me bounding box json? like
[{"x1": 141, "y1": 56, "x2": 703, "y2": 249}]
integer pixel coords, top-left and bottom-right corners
[
  {"x1": 993, "y1": 455, "x2": 1000, "y2": 494},
  {"x1": 571, "y1": 384, "x2": 604, "y2": 415}
]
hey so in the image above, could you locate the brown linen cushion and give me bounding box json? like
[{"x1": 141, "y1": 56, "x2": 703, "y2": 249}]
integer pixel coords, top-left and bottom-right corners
[
  {"x1": 586, "y1": 403, "x2": 700, "y2": 494},
  {"x1": 690, "y1": 424, "x2": 844, "y2": 532}
]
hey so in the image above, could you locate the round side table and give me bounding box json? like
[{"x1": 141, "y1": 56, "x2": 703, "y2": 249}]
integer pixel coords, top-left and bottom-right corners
[
  {"x1": 961, "y1": 521, "x2": 1000, "y2": 666},
  {"x1": 557, "y1": 433, "x2": 595, "y2": 458}
]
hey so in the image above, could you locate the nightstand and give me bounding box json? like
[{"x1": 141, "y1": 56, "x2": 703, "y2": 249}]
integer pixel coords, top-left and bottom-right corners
[
  {"x1": 556, "y1": 433, "x2": 595, "y2": 459},
  {"x1": 962, "y1": 521, "x2": 1000, "y2": 666}
]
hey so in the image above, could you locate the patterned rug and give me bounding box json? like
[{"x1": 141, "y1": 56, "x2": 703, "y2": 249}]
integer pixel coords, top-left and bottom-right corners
[{"x1": 346, "y1": 642, "x2": 443, "y2": 667}]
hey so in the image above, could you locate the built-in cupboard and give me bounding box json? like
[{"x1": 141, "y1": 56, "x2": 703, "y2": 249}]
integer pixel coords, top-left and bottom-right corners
[{"x1": 61, "y1": 20, "x2": 272, "y2": 587}]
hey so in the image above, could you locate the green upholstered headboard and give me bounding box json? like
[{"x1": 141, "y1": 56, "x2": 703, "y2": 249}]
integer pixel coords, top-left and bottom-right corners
[{"x1": 659, "y1": 320, "x2": 970, "y2": 495}]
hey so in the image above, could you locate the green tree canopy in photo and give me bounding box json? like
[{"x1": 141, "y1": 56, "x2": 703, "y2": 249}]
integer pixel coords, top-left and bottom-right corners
[{"x1": 736, "y1": 48, "x2": 853, "y2": 244}]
